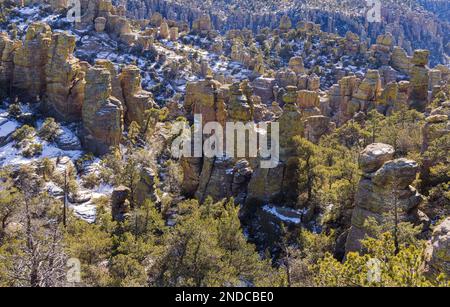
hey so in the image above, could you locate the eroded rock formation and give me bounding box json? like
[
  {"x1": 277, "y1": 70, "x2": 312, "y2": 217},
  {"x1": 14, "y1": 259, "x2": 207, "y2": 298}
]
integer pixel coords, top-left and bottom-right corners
[
  {"x1": 345, "y1": 143, "x2": 427, "y2": 253},
  {"x1": 45, "y1": 32, "x2": 85, "y2": 121},
  {"x1": 82, "y1": 62, "x2": 123, "y2": 155}
]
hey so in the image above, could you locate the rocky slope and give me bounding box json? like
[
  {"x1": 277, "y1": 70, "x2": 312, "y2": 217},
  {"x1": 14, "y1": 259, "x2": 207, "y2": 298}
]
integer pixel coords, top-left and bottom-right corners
[{"x1": 0, "y1": 0, "x2": 448, "y2": 282}]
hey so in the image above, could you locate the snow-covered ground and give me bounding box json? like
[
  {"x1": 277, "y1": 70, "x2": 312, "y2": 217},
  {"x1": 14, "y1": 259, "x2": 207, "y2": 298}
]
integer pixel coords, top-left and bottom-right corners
[
  {"x1": 262, "y1": 204, "x2": 307, "y2": 225},
  {"x1": 0, "y1": 105, "x2": 115, "y2": 223}
]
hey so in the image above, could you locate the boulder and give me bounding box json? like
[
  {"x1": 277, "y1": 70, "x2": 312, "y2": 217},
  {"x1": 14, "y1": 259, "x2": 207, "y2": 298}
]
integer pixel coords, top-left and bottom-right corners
[
  {"x1": 251, "y1": 77, "x2": 275, "y2": 105},
  {"x1": 111, "y1": 186, "x2": 131, "y2": 222},
  {"x1": 390, "y1": 46, "x2": 411, "y2": 75},
  {"x1": 279, "y1": 88, "x2": 304, "y2": 160},
  {"x1": 134, "y1": 167, "x2": 156, "y2": 205},
  {"x1": 95, "y1": 17, "x2": 107, "y2": 32},
  {"x1": 359, "y1": 143, "x2": 395, "y2": 173},
  {"x1": 279, "y1": 14, "x2": 292, "y2": 31},
  {"x1": 169, "y1": 27, "x2": 179, "y2": 41},
  {"x1": 288, "y1": 56, "x2": 305, "y2": 74},
  {"x1": 0, "y1": 33, "x2": 19, "y2": 96},
  {"x1": 227, "y1": 82, "x2": 252, "y2": 122},
  {"x1": 184, "y1": 76, "x2": 226, "y2": 126},
  {"x1": 192, "y1": 15, "x2": 212, "y2": 34},
  {"x1": 350, "y1": 70, "x2": 381, "y2": 113},
  {"x1": 372, "y1": 158, "x2": 419, "y2": 189}
]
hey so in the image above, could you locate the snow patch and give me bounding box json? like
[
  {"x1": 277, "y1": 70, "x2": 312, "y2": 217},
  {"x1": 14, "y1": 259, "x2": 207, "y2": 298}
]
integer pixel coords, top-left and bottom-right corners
[{"x1": 262, "y1": 205, "x2": 306, "y2": 224}]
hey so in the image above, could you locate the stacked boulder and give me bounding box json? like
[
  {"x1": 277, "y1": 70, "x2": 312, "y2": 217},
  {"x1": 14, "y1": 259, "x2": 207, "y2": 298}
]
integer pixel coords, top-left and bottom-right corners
[
  {"x1": 184, "y1": 76, "x2": 227, "y2": 126},
  {"x1": 44, "y1": 32, "x2": 85, "y2": 121},
  {"x1": 12, "y1": 22, "x2": 52, "y2": 98},
  {"x1": 409, "y1": 50, "x2": 430, "y2": 112},
  {"x1": 120, "y1": 65, "x2": 156, "y2": 126},
  {"x1": 348, "y1": 70, "x2": 381, "y2": 116},
  {"x1": 181, "y1": 77, "x2": 226, "y2": 197},
  {"x1": 370, "y1": 33, "x2": 394, "y2": 66},
  {"x1": 111, "y1": 186, "x2": 131, "y2": 222},
  {"x1": 82, "y1": 62, "x2": 123, "y2": 155},
  {"x1": 192, "y1": 15, "x2": 213, "y2": 35},
  {"x1": 0, "y1": 33, "x2": 20, "y2": 97},
  {"x1": 345, "y1": 143, "x2": 427, "y2": 253},
  {"x1": 288, "y1": 56, "x2": 305, "y2": 74},
  {"x1": 390, "y1": 46, "x2": 411, "y2": 75},
  {"x1": 328, "y1": 75, "x2": 359, "y2": 125},
  {"x1": 279, "y1": 86, "x2": 304, "y2": 160},
  {"x1": 297, "y1": 90, "x2": 321, "y2": 118},
  {"x1": 227, "y1": 82, "x2": 253, "y2": 122}
]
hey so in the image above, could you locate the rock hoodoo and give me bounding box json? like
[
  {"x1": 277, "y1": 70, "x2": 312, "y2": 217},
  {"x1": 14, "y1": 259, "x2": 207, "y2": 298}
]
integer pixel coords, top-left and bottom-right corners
[{"x1": 345, "y1": 143, "x2": 427, "y2": 253}]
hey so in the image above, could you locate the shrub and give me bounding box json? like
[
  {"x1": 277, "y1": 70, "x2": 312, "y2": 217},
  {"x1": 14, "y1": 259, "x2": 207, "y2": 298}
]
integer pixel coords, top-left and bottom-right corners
[
  {"x1": 12, "y1": 125, "x2": 35, "y2": 144},
  {"x1": 38, "y1": 118, "x2": 60, "y2": 142},
  {"x1": 7, "y1": 104, "x2": 21, "y2": 118},
  {"x1": 22, "y1": 143, "x2": 43, "y2": 158}
]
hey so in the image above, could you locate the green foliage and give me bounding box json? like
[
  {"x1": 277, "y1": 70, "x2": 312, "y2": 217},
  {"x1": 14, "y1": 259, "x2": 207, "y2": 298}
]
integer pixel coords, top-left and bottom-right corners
[
  {"x1": 315, "y1": 231, "x2": 436, "y2": 287},
  {"x1": 290, "y1": 137, "x2": 322, "y2": 203},
  {"x1": 0, "y1": 168, "x2": 20, "y2": 240},
  {"x1": 328, "y1": 120, "x2": 370, "y2": 149},
  {"x1": 12, "y1": 125, "x2": 35, "y2": 144},
  {"x1": 281, "y1": 229, "x2": 335, "y2": 287},
  {"x1": 65, "y1": 219, "x2": 114, "y2": 286},
  {"x1": 22, "y1": 142, "x2": 42, "y2": 157},
  {"x1": 154, "y1": 198, "x2": 284, "y2": 287},
  {"x1": 38, "y1": 157, "x2": 55, "y2": 181},
  {"x1": 38, "y1": 118, "x2": 60, "y2": 142},
  {"x1": 127, "y1": 121, "x2": 141, "y2": 146},
  {"x1": 367, "y1": 107, "x2": 425, "y2": 156},
  {"x1": 422, "y1": 134, "x2": 450, "y2": 187},
  {"x1": 366, "y1": 109, "x2": 385, "y2": 144},
  {"x1": 7, "y1": 103, "x2": 21, "y2": 118},
  {"x1": 0, "y1": 171, "x2": 67, "y2": 286}
]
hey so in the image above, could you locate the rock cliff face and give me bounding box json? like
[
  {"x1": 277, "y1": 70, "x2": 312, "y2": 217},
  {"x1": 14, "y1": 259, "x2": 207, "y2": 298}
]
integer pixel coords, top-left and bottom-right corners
[
  {"x1": 345, "y1": 143, "x2": 427, "y2": 253},
  {"x1": 111, "y1": 185, "x2": 131, "y2": 222},
  {"x1": 279, "y1": 87, "x2": 304, "y2": 161},
  {"x1": 390, "y1": 46, "x2": 411, "y2": 75},
  {"x1": 44, "y1": 32, "x2": 85, "y2": 121},
  {"x1": 82, "y1": 62, "x2": 123, "y2": 155},
  {"x1": 0, "y1": 33, "x2": 20, "y2": 97},
  {"x1": 120, "y1": 65, "x2": 156, "y2": 126},
  {"x1": 12, "y1": 22, "x2": 52, "y2": 98},
  {"x1": 184, "y1": 76, "x2": 226, "y2": 126},
  {"x1": 349, "y1": 70, "x2": 381, "y2": 116},
  {"x1": 409, "y1": 50, "x2": 430, "y2": 112}
]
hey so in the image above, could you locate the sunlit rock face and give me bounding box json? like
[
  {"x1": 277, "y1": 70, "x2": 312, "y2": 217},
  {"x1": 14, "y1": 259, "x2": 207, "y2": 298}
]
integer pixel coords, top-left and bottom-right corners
[
  {"x1": 409, "y1": 50, "x2": 430, "y2": 112},
  {"x1": 345, "y1": 143, "x2": 428, "y2": 254},
  {"x1": 12, "y1": 22, "x2": 52, "y2": 98},
  {"x1": 82, "y1": 63, "x2": 123, "y2": 156},
  {"x1": 44, "y1": 32, "x2": 85, "y2": 121}
]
